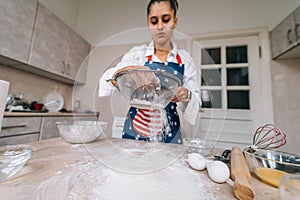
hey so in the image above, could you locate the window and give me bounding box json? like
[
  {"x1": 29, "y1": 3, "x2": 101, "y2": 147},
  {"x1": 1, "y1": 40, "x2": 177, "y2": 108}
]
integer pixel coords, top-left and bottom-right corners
[{"x1": 201, "y1": 45, "x2": 250, "y2": 110}]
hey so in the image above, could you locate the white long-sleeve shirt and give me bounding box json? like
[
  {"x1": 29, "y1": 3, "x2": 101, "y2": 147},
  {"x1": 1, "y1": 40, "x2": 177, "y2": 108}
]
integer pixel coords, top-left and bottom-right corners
[{"x1": 99, "y1": 41, "x2": 201, "y2": 125}]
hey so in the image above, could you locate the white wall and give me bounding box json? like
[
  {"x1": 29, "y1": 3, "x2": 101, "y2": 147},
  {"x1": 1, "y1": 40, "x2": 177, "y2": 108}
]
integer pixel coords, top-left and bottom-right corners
[
  {"x1": 73, "y1": 0, "x2": 300, "y2": 109},
  {"x1": 38, "y1": 0, "x2": 300, "y2": 46},
  {"x1": 38, "y1": 0, "x2": 81, "y2": 30},
  {"x1": 76, "y1": 0, "x2": 300, "y2": 46}
]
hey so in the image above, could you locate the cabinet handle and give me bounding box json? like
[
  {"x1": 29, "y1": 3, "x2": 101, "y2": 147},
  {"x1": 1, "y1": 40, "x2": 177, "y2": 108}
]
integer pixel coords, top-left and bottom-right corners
[
  {"x1": 287, "y1": 29, "x2": 293, "y2": 44},
  {"x1": 296, "y1": 23, "x2": 300, "y2": 40},
  {"x1": 1, "y1": 123, "x2": 26, "y2": 129},
  {"x1": 61, "y1": 61, "x2": 66, "y2": 74},
  {"x1": 66, "y1": 64, "x2": 71, "y2": 76}
]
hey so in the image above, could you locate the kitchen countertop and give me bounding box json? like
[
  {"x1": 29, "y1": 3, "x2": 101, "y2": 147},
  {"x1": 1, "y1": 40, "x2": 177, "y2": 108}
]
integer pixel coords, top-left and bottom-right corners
[
  {"x1": 0, "y1": 137, "x2": 280, "y2": 200},
  {"x1": 4, "y1": 111, "x2": 99, "y2": 117}
]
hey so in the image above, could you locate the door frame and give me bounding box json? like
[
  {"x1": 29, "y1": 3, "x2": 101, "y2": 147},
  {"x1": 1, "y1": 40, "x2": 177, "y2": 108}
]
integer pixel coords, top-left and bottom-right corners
[{"x1": 182, "y1": 27, "x2": 274, "y2": 147}]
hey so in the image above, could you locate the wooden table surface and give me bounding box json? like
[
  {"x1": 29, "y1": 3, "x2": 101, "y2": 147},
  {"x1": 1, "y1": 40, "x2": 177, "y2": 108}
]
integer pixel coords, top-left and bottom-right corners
[{"x1": 0, "y1": 137, "x2": 280, "y2": 200}]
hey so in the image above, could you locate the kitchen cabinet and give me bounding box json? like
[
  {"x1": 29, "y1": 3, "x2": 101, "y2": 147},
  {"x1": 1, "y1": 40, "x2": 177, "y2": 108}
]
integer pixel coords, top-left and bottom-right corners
[
  {"x1": 29, "y1": 3, "x2": 70, "y2": 78},
  {"x1": 270, "y1": 5, "x2": 300, "y2": 59},
  {"x1": 0, "y1": 0, "x2": 37, "y2": 63},
  {"x1": 0, "y1": 117, "x2": 41, "y2": 146},
  {"x1": 66, "y1": 31, "x2": 90, "y2": 84},
  {"x1": 1, "y1": 113, "x2": 98, "y2": 145},
  {"x1": 29, "y1": 3, "x2": 90, "y2": 84},
  {"x1": 295, "y1": 6, "x2": 300, "y2": 42},
  {"x1": 0, "y1": 1, "x2": 90, "y2": 85}
]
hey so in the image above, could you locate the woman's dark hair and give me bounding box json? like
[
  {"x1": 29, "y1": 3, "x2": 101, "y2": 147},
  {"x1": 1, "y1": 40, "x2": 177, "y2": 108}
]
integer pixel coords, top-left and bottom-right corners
[{"x1": 147, "y1": 0, "x2": 179, "y2": 17}]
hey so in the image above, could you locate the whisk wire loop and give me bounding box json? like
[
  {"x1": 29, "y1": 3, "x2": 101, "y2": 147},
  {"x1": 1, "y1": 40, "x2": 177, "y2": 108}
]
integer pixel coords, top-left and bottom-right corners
[{"x1": 252, "y1": 124, "x2": 286, "y2": 150}]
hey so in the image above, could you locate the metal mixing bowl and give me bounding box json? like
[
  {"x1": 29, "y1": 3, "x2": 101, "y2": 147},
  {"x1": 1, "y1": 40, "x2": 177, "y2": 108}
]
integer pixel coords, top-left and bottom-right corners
[
  {"x1": 56, "y1": 121, "x2": 108, "y2": 144},
  {"x1": 114, "y1": 69, "x2": 181, "y2": 109},
  {"x1": 0, "y1": 145, "x2": 32, "y2": 181},
  {"x1": 244, "y1": 148, "x2": 300, "y2": 174}
]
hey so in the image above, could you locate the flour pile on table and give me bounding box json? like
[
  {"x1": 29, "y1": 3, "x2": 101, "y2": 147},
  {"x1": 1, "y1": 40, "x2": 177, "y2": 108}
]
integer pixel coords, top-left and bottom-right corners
[
  {"x1": 35, "y1": 158, "x2": 217, "y2": 200},
  {"x1": 90, "y1": 140, "x2": 183, "y2": 173}
]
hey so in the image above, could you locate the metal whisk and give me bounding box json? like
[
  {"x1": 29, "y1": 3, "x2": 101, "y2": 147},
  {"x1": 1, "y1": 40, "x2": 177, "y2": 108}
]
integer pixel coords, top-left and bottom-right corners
[
  {"x1": 214, "y1": 124, "x2": 287, "y2": 162},
  {"x1": 250, "y1": 124, "x2": 286, "y2": 150}
]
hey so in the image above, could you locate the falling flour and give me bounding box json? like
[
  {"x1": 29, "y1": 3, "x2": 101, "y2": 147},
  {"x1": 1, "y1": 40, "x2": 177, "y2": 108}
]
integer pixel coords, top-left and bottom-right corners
[{"x1": 129, "y1": 99, "x2": 163, "y2": 109}]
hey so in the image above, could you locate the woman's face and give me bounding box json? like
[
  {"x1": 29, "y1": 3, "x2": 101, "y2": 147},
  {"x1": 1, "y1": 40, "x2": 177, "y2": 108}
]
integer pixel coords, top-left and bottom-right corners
[{"x1": 147, "y1": 2, "x2": 177, "y2": 48}]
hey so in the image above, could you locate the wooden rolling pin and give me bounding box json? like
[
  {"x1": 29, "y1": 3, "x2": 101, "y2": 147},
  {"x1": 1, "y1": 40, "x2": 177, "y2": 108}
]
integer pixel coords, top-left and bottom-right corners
[{"x1": 231, "y1": 146, "x2": 254, "y2": 200}]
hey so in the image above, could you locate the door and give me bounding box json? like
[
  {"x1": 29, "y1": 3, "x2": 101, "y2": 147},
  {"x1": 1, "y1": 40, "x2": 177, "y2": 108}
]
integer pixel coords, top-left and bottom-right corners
[{"x1": 193, "y1": 36, "x2": 266, "y2": 148}]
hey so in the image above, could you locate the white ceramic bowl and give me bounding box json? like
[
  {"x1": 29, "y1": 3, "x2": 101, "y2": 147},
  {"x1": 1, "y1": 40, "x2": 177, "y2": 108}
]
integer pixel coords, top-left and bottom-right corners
[
  {"x1": 56, "y1": 121, "x2": 108, "y2": 144},
  {"x1": 0, "y1": 145, "x2": 32, "y2": 181},
  {"x1": 182, "y1": 138, "x2": 215, "y2": 156}
]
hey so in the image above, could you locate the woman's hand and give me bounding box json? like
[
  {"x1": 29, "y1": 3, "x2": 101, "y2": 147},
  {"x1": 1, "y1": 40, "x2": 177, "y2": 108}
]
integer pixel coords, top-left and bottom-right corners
[
  {"x1": 172, "y1": 87, "x2": 191, "y2": 103},
  {"x1": 111, "y1": 66, "x2": 150, "y2": 88}
]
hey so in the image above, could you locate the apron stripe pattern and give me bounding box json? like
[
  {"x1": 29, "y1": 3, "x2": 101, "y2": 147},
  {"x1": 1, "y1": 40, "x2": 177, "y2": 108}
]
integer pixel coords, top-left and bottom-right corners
[{"x1": 132, "y1": 109, "x2": 162, "y2": 137}]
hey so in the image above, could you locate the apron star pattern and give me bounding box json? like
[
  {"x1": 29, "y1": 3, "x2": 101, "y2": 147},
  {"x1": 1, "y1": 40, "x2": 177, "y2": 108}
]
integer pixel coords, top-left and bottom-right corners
[{"x1": 122, "y1": 54, "x2": 184, "y2": 144}]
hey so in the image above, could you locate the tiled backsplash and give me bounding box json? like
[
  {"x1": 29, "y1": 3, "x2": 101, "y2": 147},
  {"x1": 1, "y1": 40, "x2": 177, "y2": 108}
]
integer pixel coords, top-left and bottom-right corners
[{"x1": 0, "y1": 64, "x2": 73, "y2": 110}]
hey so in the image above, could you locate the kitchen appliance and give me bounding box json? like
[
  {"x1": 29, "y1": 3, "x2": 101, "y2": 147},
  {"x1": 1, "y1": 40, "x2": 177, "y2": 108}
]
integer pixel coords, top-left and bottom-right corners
[
  {"x1": 0, "y1": 80, "x2": 9, "y2": 130},
  {"x1": 108, "y1": 69, "x2": 181, "y2": 109}
]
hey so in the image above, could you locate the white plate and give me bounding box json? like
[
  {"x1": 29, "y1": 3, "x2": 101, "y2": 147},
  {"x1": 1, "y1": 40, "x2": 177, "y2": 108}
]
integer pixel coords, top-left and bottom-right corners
[{"x1": 43, "y1": 91, "x2": 64, "y2": 112}]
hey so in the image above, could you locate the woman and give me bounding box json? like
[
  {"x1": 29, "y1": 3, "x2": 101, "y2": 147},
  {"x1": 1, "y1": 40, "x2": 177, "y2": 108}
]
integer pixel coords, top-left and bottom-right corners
[{"x1": 99, "y1": 0, "x2": 201, "y2": 144}]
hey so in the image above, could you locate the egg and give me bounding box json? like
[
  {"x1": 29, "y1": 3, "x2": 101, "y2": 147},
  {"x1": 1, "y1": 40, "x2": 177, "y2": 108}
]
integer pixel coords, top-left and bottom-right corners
[
  {"x1": 206, "y1": 160, "x2": 230, "y2": 183},
  {"x1": 187, "y1": 153, "x2": 206, "y2": 171}
]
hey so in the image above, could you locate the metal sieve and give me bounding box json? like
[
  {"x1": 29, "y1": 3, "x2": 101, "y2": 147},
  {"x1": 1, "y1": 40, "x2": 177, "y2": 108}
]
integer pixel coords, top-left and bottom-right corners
[{"x1": 108, "y1": 69, "x2": 181, "y2": 109}]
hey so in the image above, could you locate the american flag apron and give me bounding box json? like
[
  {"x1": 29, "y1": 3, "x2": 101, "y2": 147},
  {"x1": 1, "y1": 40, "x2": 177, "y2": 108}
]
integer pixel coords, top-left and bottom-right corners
[
  {"x1": 122, "y1": 54, "x2": 184, "y2": 144},
  {"x1": 132, "y1": 108, "x2": 163, "y2": 137}
]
